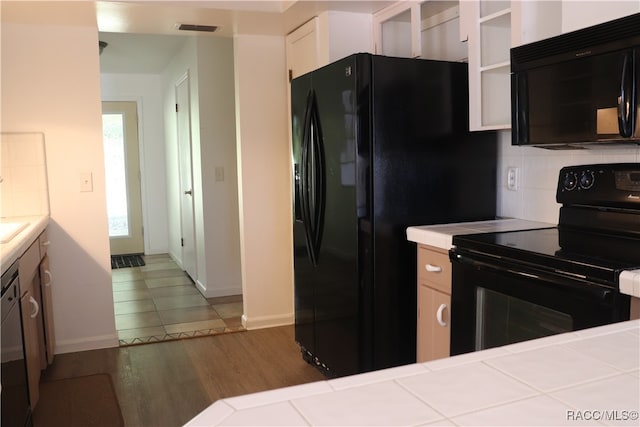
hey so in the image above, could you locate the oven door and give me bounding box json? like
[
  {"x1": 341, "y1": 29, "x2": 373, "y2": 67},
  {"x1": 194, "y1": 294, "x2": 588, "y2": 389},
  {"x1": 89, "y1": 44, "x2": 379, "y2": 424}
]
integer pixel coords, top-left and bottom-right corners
[{"x1": 450, "y1": 250, "x2": 631, "y2": 356}]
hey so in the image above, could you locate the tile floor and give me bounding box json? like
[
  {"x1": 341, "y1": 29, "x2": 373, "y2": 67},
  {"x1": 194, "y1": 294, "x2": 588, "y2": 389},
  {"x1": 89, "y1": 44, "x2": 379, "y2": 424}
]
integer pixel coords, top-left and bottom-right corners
[{"x1": 112, "y1": 254, "x2": 245, "y2": 346}]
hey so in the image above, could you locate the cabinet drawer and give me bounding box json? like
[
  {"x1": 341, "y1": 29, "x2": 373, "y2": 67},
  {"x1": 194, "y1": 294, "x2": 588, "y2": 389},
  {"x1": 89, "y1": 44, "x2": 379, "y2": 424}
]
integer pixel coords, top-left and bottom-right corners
[
  {"x1": 18, "y1": 239, "x2": 40, "y2": 294},
  {"x1": 417, "y1": 245, "x2": 451, "y2": 294},
  {"x1": 39, "y1": 229, "x2": 50, "y2": 257}
]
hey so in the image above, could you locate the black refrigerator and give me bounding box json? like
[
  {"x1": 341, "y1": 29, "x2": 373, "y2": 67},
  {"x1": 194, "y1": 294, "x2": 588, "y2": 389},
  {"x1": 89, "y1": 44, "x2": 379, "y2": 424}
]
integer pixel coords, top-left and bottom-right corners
[{"x1": 291, "y1": 53, "x2": 497, "y2": 378}]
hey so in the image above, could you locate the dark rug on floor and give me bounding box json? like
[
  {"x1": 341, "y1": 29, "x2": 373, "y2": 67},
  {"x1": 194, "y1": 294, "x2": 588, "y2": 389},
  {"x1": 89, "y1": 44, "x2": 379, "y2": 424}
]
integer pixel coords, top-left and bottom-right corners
[
  {"x1": 111, "y1": 254, "x2": 145, "y2": 269},
  {"x1": 33, "y1": 374, "x2": 124, "y2": 427}
]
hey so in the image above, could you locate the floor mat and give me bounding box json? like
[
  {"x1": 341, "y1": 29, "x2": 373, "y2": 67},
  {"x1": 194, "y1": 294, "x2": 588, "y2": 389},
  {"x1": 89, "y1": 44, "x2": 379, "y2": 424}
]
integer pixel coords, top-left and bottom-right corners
[
  {"x1": 33, "y1": 374, "x2": 124, "y2": 427},
  {"x1": 111, "y1": 254, "x2": 145, "y2": 269}
]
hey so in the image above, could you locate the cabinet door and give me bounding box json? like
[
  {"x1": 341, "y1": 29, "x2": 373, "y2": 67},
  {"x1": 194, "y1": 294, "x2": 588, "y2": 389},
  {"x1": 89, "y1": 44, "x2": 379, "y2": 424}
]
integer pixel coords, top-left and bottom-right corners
[
  {"x1": 40, "y1": 254, "x2": 55, "y2": 365},
  {"x1": 373, "y1": 1, "x2": 416, "y2": 58},
  {"x1": 21, "y1": 289, "x2": 40, "y2": 408},
  {"x1": 467, "y1": 0, "x2": 512, "y2": 131},
  {"x1": 417, "y1": 285, "x2": 451, "y2": 362},
  {"x1": 286, "y1": 17, "x2": 321, "y2": 81}
]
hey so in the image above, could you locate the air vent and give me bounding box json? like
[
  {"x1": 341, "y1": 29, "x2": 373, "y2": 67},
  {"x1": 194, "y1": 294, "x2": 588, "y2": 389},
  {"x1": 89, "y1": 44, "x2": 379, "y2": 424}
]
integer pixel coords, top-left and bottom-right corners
[{"x1": 177, "y1": 24, "x2": 218, "y2": 32}]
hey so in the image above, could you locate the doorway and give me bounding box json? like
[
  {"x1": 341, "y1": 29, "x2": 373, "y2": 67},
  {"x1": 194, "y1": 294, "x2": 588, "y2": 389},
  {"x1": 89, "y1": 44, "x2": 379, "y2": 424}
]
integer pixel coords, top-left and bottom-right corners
[{"x1": 102, "y1": 101, "x2": 144, "y2": 255}]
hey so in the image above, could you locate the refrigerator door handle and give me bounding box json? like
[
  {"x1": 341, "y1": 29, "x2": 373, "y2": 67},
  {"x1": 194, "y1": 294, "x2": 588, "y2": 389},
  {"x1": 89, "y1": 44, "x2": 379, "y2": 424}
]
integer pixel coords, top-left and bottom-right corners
[
  {"x1": 309, "y1": 91, "x2": 326, "y2": 263},
  {"x1": 300, "y1": 90, "x2": 326, "y2": 266},
  {"x1": 300, "y1": 90, "x2": 317, "y2": 265}
]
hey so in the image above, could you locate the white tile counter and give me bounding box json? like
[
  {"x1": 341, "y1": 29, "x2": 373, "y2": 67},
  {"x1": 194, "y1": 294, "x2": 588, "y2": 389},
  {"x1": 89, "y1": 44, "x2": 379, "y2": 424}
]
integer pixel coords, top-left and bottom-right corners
[
  {"x1": 0, "y1": 215, "x2": 49, "y2": 274},
  {"x1": 185, "y1": 319, "x2": 639, "y2": 426},
  {"x1": 406, "y1": 218, "x2": 554, "y2": 250}
]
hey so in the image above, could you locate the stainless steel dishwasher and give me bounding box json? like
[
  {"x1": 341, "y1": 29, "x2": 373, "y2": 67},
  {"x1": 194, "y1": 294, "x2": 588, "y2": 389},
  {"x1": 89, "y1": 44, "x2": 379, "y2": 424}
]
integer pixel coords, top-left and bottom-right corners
[{"x1": 1, "y1": 261, "x2": 33, "y2": 427}]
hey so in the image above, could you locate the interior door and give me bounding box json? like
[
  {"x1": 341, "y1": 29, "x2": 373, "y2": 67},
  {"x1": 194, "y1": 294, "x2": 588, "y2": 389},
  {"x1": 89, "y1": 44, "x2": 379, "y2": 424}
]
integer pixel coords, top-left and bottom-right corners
[
  {"x1": 176, "y1": 74, "x2": 197, "y2": 280},
  {"x1": 102, "y1": 101, "x2": 144, "y2": 255}
]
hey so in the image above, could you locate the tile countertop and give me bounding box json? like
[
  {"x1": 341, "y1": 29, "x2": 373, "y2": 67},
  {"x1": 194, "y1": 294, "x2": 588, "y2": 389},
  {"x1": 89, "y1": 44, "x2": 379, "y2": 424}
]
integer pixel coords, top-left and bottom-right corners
[
  {"x1": 406, "y1": 218, "x2": 555, "y2": 250},
  {"x1": 0, "y1": 215, "x2": 49, "y2": 275},
  {"x1": 185, "y1": 319, "x2": 639, "y2": 426}
]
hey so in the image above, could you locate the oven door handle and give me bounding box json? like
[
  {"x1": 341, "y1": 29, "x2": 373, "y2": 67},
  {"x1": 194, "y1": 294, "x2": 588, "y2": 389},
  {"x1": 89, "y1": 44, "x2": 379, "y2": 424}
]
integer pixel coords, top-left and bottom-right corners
[{"x1": 452, "y1": 252, "x2": 614, "y2": 301}]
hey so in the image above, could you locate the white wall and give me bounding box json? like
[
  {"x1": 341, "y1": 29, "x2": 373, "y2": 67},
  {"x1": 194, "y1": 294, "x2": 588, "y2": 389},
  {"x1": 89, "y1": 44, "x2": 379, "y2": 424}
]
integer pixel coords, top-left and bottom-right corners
[
  {"x1": 234, "y1": 34, "x2": 293, "y2": 329},
  {"x1": 319, "y1": 11, "x2": 374, "y2": 63},
  {"x1": 562, "y1": 0, "x2": 640, "y2": 32},
  {"x1": 195, "y1": 37, "x2": 243, "y2": 297},
  {"x1": 497, "y1": 131, "x2": 640, "y2": 223},
  {"x1": 1, "y1": 2, "x2": 118, "y2": 353},
  {"x1": 100, "y1": 73, "x2": 170, "y2": 255},
  {"x1": 161, "y1": 36, "x2": 242, "y2": 298}
]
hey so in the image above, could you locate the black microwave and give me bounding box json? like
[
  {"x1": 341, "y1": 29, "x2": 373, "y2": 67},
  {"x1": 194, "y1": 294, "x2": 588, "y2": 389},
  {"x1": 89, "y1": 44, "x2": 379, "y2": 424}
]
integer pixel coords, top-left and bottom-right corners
[{"x1": 511, "y1": 13, "x2": 640, "y2": 148}]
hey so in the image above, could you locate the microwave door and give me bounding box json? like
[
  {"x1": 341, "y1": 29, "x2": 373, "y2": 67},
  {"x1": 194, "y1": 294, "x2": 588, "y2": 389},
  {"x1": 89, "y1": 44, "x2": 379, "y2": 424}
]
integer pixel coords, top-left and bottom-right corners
[{"x1": 513, "y1": 49, "x2": 638, "y2": 146}]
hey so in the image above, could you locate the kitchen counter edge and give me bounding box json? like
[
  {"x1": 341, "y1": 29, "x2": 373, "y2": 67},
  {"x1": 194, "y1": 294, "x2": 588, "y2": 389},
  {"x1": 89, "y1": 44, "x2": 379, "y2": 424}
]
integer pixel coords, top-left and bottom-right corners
[
  {"x1": 1, "y1": 215, "x2": 49, "y2": 275},
  {"x1": 406, "y1": 218, "x2": 555, "y2": 250}
]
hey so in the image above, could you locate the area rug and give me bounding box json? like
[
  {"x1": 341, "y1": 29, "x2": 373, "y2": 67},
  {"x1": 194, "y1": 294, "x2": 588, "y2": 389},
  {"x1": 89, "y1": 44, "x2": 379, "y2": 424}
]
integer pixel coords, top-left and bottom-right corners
[
  {"x1": 33, "y1": 374, "x2": 124, "y2": 427},
  {"x1": 111, "y1": 254, "x2": 145, "y2": 269}
]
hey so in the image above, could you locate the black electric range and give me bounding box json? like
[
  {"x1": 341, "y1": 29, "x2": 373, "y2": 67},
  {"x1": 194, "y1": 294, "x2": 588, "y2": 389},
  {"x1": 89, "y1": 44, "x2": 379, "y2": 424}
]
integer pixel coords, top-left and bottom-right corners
[
  {"x1": 449, "y1": 163, "x2": 639, "y2": 354},
  {"x1": 453, "y1": 163, "x2": 640, "y2": 289}
]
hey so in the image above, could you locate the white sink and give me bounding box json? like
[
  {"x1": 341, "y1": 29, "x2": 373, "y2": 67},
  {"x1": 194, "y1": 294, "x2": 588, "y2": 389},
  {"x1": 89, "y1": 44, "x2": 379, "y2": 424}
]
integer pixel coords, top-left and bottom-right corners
[{"x1": 0, "y1": 222, "x2": 29, "y2": 243}]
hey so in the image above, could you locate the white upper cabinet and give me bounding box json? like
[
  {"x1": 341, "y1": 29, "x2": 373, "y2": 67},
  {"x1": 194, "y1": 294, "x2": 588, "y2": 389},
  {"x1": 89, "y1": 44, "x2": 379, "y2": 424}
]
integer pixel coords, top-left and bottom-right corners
[
  {"x1": 374, "y1": 1, "x2": 467, "y2": 62},
  {"x1": 286, "y1": 17, "x2": 322, "y2": 81},
  {"x1": 286, "y1": 11, "x2": 374, "y2": 80},
  {"x1": 463, "y1": 0, "x2": 562, "y2": 131},
  {"x1": 562, "y1": 0, "x2": 640, "y2": 33},
  {"x1": 464, "y1": 0, "x2": 512, "y2": 130}
]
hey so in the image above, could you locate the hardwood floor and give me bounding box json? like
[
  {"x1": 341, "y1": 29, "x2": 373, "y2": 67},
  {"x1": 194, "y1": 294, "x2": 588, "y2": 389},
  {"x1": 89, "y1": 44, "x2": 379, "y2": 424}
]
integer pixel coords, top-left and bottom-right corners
[
  {"x1": 113, "y1": 254, "x2": 245, "y2": 345},
  {"x1": 36, "y1": 326, "x2": 326, "y2": 427}
]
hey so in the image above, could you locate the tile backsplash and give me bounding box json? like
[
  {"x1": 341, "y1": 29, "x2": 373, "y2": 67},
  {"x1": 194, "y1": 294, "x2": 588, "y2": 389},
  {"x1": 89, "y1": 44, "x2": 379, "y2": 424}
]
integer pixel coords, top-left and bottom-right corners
[
  {"x1": 497, "y1": 130, "x2": 640, "y2": 224},
  {"x1": 0, "y1": 133, "x2": 50, "y2": 217}
]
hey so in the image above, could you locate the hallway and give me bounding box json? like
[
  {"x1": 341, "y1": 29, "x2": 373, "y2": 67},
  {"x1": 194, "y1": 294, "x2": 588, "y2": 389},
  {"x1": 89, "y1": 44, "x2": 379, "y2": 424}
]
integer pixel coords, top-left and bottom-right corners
[{"x1": 112, "y1": 254, "x2": 244, "y2": 345}]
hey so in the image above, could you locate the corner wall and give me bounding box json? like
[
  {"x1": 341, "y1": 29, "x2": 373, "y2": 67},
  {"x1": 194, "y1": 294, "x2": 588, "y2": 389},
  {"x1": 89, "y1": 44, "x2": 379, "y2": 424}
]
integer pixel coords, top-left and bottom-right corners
[
  {"x1": 1, "y1": 2, "x2": 118, "y2": 353},
  {"x1": 234, "y1": 34, "x2": 293, "y2": 328}
]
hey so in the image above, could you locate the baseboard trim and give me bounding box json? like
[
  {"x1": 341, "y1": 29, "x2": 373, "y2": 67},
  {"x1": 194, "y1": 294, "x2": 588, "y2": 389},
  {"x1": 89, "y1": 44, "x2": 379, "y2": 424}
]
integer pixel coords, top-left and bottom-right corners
[
  {"x1": 198, "y1": 282, "x2": 243, "y2": 298},
  {"x1": 55, "y1": 333, "x2": 119, "y2": 355},
  {"x1": 241, "y1": 312, "x2": 294, "y2": 330}
]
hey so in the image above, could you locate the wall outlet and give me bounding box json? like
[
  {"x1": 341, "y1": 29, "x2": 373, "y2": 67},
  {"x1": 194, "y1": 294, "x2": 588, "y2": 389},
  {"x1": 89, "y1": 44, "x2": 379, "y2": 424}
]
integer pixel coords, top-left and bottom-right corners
[{"x1": 507, "y1": 167, "x2": 519, "y2": 191}]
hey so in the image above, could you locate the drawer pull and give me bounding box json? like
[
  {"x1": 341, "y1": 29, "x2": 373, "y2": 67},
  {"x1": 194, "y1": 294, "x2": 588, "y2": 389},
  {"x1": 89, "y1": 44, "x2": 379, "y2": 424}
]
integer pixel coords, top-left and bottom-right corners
[
  {"x1": 425, "y1": 264, "x2": 442, "y2": 273},
  {"x1": 436, "y1": 303, "x2": 447, "y2": 327}
]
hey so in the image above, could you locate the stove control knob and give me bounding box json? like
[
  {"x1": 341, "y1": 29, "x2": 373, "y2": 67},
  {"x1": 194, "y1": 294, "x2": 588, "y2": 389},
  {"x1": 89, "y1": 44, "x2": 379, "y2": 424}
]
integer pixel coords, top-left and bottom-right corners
[
  {"x1": 563, "y1": 171, "x2": 578, "y2": 191},
  {"x1": 579, "y1": 170, "x2": 595, "y2": 189}
]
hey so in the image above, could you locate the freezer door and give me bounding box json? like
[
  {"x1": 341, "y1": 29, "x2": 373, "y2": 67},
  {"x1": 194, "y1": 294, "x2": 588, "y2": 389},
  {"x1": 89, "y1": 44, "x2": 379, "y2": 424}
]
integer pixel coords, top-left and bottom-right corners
[
  {"x1": 292, "y1": 72, "x2": 316, "y2": 360},
  {"x1": 292, "y1": 55, "x2": 362, "y2": 377}
]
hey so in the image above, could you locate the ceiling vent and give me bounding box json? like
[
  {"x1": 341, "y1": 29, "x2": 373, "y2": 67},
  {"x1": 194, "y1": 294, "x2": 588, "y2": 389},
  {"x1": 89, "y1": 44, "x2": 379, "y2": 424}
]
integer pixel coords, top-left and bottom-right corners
[{"x1": 176, "y1": 24, "x2": 218, "y2": 32}]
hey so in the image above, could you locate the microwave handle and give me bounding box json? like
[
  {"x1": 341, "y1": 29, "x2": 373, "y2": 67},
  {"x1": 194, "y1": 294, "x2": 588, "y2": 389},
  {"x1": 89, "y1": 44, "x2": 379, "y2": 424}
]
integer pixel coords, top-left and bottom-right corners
[{"x1": 618, "y1": 51, "x2": 635, "y2": 138}]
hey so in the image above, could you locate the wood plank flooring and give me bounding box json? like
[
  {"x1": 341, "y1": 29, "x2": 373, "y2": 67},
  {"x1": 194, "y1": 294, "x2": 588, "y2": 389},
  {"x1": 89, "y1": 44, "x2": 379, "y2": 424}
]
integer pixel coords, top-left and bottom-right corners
[{"x1": 36, "y1": 326, "x2": 326, "y2": 427}]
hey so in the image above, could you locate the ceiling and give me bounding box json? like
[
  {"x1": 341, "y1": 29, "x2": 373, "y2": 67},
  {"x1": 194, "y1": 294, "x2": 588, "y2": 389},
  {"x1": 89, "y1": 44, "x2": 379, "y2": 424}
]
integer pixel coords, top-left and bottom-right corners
[{"x1": 97, "y1": 0, "x2": 394, "y2": 74}]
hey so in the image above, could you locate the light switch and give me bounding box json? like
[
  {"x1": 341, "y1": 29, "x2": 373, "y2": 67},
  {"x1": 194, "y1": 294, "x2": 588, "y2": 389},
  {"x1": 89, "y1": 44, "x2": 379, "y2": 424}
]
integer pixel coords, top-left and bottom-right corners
[
  {"x1": 80, "y1": 171, "x2": 93, "y2": 192},
  {"x1": 215, "y1": 167, "x2": 224, "y2": 182}
]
